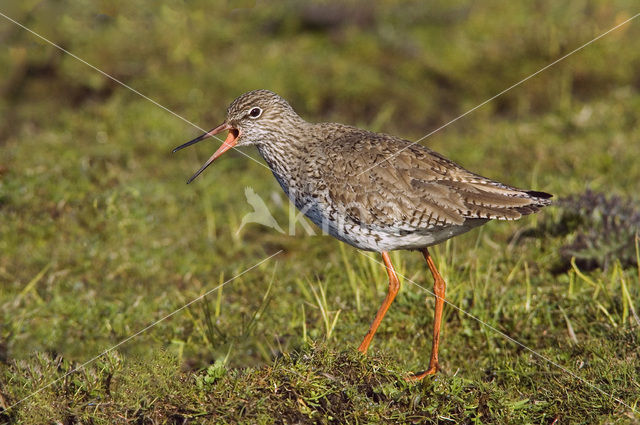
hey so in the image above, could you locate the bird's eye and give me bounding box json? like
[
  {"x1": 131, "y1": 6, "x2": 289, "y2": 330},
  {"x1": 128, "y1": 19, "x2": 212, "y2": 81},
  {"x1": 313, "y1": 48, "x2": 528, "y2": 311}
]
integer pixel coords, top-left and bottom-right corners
[{"x1": 248, "y1": 107, "x2": 262, "y2": 118}]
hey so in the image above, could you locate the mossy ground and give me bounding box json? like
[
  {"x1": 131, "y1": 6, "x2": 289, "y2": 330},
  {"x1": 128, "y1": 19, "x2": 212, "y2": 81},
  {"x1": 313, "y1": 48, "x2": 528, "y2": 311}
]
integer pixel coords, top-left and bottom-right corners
[{"x1": 1, "y1": 1, "x2": 640, "y2": 423}]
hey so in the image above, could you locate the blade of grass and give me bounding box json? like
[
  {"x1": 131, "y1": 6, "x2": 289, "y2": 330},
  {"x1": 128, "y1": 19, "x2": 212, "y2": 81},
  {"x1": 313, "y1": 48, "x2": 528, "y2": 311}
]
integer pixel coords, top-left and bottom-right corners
[{"x1": 15, "y1": 263, "x2": 51, "y2": 306}]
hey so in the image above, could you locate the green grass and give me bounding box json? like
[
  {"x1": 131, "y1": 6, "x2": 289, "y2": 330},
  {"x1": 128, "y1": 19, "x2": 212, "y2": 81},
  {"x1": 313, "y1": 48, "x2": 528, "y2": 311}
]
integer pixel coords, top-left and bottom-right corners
[
  {"x1": 5, "y1": 338, "x2": 639, "y2": 423},
  {"x1": 1, "y1": 0, "x2": 640, "y2": 423}
]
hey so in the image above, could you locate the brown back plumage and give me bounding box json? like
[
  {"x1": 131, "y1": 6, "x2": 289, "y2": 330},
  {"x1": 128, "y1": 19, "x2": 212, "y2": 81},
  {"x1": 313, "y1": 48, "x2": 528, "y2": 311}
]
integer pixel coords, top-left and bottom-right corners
[{"x1": 305, "y1": 123, "x2": 551, "y2": 231}]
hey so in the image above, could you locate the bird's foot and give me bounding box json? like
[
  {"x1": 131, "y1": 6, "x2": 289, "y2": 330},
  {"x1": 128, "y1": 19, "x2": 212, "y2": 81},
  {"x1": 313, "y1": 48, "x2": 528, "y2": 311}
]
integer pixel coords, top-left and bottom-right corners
[{"x1": 404, "y1": 366, "x2": 437, "y2": 382}]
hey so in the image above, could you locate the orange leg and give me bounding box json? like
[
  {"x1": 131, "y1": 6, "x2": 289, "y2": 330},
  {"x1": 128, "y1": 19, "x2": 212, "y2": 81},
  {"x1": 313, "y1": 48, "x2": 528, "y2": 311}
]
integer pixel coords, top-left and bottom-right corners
[
  {"x1": 358, "y1": 252, "x2": 400, "y2": 353},
  {"x1": 406, "y1": 247, "x2": 447, "y2": 381}
]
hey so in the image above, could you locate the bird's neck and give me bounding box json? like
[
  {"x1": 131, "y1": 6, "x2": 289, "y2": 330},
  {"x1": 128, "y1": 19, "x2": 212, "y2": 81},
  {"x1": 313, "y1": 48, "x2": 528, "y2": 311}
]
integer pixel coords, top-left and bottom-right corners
[{"x1": 255, "y1": 120, "x2": 313, "y2": 197}]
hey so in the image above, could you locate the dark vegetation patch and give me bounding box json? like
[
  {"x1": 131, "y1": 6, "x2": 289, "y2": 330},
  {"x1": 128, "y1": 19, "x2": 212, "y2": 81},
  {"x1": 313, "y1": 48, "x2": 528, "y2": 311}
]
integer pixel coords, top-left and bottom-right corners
[{"x1": 534, "y1": 190, "x2": 640, "y2": 272}]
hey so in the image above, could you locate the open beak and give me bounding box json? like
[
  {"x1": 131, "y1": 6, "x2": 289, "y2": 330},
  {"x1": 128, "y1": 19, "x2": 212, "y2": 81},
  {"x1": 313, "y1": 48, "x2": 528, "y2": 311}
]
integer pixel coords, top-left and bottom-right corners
[{"x1": 173, "y1": 122, "x2": 239, "y2": 184}]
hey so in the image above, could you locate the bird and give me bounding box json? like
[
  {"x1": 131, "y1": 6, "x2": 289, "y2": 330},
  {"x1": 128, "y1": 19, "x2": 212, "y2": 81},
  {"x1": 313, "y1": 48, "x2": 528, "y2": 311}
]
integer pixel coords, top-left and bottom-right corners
[{"x1": 173, "y1": 89, "x2": 552, "y2": 380}]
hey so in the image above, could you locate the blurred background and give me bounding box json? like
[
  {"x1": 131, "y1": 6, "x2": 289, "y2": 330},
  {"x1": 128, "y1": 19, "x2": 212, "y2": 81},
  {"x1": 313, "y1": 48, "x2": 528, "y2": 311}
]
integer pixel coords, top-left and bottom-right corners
[{"x1": 1, "y1": 1, "x2": 639, "y2": 417}]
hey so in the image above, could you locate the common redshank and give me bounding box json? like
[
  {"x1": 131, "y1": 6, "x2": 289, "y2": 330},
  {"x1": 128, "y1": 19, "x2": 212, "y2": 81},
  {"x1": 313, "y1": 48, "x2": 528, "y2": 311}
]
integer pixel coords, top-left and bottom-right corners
[{"x1": 173, "y1": 89, "x2": 552, "y2": 379}]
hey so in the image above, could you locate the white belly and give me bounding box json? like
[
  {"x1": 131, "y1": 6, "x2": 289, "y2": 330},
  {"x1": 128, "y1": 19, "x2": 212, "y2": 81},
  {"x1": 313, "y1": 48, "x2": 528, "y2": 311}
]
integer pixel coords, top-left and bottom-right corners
[{"x1": 302, "y1": 201, "x2": 487, "y2": 252}]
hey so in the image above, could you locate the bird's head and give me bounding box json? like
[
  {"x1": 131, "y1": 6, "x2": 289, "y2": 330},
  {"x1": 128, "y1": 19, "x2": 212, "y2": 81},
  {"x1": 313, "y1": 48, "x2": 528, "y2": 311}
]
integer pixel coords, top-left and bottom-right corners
[{"x1": 173, "y1": 89, "x2": 299, "y2": 183}]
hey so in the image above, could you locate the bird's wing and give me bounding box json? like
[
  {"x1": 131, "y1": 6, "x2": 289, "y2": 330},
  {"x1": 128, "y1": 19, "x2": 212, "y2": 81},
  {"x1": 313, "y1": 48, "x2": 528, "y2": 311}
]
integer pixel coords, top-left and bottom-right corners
[{"x1": 315, "y1": 127, "x2": 551, "y2": 231}]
